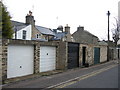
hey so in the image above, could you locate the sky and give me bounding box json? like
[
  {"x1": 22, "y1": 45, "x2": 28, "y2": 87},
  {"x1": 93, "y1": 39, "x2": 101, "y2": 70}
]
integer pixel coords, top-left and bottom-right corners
[{"x1": 3, "y1": 0, "x2": 120, "y2": 40}]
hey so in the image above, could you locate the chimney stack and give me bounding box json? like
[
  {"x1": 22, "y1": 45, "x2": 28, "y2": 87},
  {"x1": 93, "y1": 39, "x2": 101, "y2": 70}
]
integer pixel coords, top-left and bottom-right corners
[
  {"x1": 65, "y1": 24, "x2": 70, "y2": 34},
  {"x1": 77, "y1": 25, "x2": 84, "y2": 31},
  {"x1": 26, "y1": 11, "x2": 35, "y2": 25}
]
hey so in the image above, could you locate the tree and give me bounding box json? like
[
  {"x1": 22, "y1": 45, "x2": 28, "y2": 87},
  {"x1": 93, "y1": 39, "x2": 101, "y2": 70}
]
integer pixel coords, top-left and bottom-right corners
[
  {"x1": 0, "y1": 1, "x2": 13, "y2": 39},
  {"x1": 112, "y1": 17, "x2": 120, "y2": 45}
]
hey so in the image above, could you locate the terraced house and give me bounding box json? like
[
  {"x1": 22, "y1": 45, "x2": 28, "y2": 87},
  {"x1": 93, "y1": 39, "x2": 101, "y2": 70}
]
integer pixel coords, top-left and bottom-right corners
[{"x1": 12, "y1": 11, "x2": 55, "y2": 41}]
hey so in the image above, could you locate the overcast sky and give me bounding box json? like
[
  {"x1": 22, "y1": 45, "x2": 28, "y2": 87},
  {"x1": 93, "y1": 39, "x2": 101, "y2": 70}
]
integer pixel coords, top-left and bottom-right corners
[{"x1": 3, "y1": 0, "x2": 120, "y2": 40}]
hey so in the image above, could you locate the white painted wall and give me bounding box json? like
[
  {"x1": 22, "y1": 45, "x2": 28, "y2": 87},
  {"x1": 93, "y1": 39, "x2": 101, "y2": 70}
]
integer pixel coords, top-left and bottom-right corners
[
  {"x1": 7, "y1": 45, "x2": 34, "y2": 78},
  {"x1": 13, "y1": 25, "x2": 32, "y2": 40}
]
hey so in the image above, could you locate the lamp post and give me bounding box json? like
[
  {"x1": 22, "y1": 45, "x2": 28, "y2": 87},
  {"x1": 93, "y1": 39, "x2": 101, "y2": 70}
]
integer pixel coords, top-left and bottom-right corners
[{"x1": 107, "y1": 11, "x2": 110, "y2": 61}]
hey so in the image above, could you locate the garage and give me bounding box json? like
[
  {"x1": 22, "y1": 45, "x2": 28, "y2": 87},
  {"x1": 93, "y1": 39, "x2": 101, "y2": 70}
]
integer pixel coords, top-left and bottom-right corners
[
  {"x1": 40, "y1": 46, "x2": 56, "y2": 72},
  {"x1": 7, "y1": 45, "x2": 34, "y2": 79},
  {"x1": 68, "y1": 42, "x2": 79, "y2": 69}
]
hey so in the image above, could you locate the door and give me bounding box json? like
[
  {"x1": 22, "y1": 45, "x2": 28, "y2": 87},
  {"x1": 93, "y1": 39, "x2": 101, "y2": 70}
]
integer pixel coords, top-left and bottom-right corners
[
  {"x1": 94, "y1": 47, "x2": 100, "y2": 64},
  {"x1": 68, "y1": 43, "x2": 79, "y2": 69},
  {"x1": 40, "y1": 46, "x2": 56, "y2": 72},
  {"x1": 7, "y1": 45, "x2": 34, "y2": 78},
  {"x1": 82, "y1": 47, "x2": 86, "y2": 66},
  {"x1": 118, "y1": 49, "x2": 120, "y2": 59}
]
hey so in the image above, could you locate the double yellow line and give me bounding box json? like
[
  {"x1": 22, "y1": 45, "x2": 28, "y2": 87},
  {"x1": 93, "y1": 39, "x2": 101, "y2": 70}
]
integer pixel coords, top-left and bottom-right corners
[{"x1": 49, "y1": 64, "x2": 117, "y2": 88}]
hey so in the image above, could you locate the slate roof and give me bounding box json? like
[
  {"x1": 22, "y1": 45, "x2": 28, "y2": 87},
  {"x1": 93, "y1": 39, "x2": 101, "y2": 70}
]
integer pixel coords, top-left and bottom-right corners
[
  {"x1": 11, "y1": 20, "x2": 28, "y2": 31},
  {"x1": 36, "y1": 26, "x2": 55, "y2": 36},
  {"x1": 83, "y1": 30, "x2": 98, "y2": 38},
  {"x1": 11, "y1": 20, "x2": 55, "y2": 36},
  {"x1": 51, "y1": 29, "x2": 66, "y2": 40},
  {"x1": 32, "y1": 38, "x2": 48, "y2": 41}
]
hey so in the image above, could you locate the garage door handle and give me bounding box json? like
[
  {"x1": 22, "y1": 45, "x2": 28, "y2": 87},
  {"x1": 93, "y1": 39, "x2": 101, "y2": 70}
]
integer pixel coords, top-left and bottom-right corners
[{"x1": 20, "y1": 66, "x2": 22, "y2": 68}]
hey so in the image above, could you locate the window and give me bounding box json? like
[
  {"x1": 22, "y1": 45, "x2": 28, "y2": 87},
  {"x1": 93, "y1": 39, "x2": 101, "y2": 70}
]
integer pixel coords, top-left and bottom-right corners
[
  {"x1": 36, "y1": 34, "x2": 39, "y2": 39},
  {"x1": 36, "y1": 34, "x2": 42, "y2": 39},
  {"x1": 22, "y1": 30, "x2": 26, "y2": 39}
]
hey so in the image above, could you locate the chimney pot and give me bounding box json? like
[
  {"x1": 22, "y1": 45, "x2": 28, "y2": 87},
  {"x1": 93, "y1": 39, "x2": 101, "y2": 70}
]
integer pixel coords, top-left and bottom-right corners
[
  {"x1": 26, "y1": 11, "x2": 35, "y2": 25},
  {"x1": 77, "y1": 25, "x2": 84, "y2": 31}
]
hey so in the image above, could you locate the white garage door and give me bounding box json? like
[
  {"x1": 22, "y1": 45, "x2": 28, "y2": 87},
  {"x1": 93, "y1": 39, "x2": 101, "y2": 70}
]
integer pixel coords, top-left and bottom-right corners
[
  {"x1": 40, "y1": 46, "x2": 56, "y2": 72},
  {"x1": 7, "y1": 45, "x2": 34, "y2": 78}
]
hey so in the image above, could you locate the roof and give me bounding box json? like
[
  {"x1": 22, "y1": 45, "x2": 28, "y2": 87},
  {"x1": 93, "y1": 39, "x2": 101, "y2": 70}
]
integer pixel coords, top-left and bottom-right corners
[
  {"x1": 54, "y1": 32, "x2": 66, "y2": 40},
  {"x1": 51, "y1": 29, "x2": 66, "y2": 40},
  {"x1": 11, "y1": 20, "x2": 29, "y2": 31},
  {"x1": 99, "y1": 41, "x2": 108, "y2": 46},
  {"x1": 32, "y1": 38, "x2": 48, "y2": 41},
  {"x1": 83, "y1": 30, "x2": 98, "y2": 38},
  {"x1": 11, "y1": 20, "x2": 55, "y2": 36},
  {"x1": 36, "y1": 25, "x2": 55, "y2": 36}
]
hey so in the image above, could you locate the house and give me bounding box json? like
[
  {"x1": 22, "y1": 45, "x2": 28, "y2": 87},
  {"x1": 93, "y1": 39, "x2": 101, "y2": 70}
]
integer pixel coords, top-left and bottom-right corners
[
  {"x1": 52, "y1": 24, "x2": 75, "y2": 42},
  {"x1": 72, "y1": 26, "x2": 99, "y2": 44},
  {"x1": 12, "y1": 11, "x2": 55, "y2": 41}
]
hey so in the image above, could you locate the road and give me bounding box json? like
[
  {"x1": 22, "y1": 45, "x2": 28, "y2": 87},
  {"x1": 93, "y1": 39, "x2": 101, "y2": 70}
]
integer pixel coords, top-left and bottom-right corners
[
  {"x1": 2, "y1": 60, "x2": 119, "y2": 89},
  {"x1": 57, "y1": 64, "x2": 119, "y2": 88}
]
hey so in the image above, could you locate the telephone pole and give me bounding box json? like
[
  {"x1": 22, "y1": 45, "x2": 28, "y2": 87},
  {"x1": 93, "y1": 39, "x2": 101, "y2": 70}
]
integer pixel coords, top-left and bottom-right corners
[{"x1": 107, "y1": 11, "x2": 110, "y2": 61}]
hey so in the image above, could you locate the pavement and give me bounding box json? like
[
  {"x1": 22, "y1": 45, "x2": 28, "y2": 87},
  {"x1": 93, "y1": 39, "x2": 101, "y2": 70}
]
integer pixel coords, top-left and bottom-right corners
[{"x1": 1, "y1": 60, "x2": 119, "y2": 89}]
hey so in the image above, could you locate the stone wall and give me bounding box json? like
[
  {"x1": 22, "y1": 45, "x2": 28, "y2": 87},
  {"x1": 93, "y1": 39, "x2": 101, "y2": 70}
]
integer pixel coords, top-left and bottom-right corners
[
  {"x1": 1, "y1": 39, "x2": 109, "y2": 83},
  {"x1": 32, "y1": 26, "x2": 42, "y2": 39},
  {"x1": 109, "y1": 47, "x2": 118, "y2": 60},
  {"x1": 2, "y1": 39, "x2": 64, "y2": 83},
  {"x1": 0, "y1": 40, "x2": 2, "y2": 85},
  {"x1": 79, "y1": 44, "x2": 94, "y2": 66},
  {"x1": 79, "y1": 43, "x2": 107, "y2": 66},
  {"x1": 79, "y1": 44, "x2": 88, "y2": 66},
  {"x1": 87, "y1": 45, "x2": 94, "y2": 66},
  {"x1": 56, "y1": 41, "x2": 67, "y2": 70},
  {"x1": 100, "y1": 45, "x2": 107, "y2": 63}
]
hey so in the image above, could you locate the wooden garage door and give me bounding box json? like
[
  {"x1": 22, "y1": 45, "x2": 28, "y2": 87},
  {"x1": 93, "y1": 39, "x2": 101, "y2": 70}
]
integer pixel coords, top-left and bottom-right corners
[
  {"x1": 40, "y1": 46, "x2": 56, "y2": 72},
  {"x1": 7, "y1": 45, "x2": 34, "y2": 78},
  {"x1": 68, "y1": 43, "x2": 79, "y2": 69}
]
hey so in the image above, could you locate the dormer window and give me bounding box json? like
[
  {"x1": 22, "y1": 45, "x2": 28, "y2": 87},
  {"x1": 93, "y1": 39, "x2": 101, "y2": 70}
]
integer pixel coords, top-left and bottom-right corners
[{"x1": 22, "y1": 30, "x2": 26, "y2": 39}]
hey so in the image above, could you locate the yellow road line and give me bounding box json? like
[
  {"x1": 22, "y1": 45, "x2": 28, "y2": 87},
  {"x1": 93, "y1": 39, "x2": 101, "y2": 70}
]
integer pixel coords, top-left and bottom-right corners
[{"x1": 54, "y1": 64, "x2": 117, "y2": 88}]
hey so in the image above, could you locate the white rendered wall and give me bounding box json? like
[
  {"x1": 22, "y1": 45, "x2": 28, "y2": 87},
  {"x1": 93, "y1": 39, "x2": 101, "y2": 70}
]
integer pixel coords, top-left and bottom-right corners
[{"x1": 13, "y1": 25, "x2": 32, "y2": 40}]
